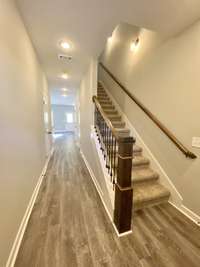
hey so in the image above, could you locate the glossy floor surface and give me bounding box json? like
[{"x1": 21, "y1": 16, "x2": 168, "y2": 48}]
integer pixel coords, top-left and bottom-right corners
[{"x1": 15, "y1": 134, "x2": 200, "y2": 267}]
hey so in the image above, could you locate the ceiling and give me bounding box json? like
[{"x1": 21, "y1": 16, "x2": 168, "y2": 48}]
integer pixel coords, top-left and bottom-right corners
[{"x1": 16, "y1": 0, "x2": 200, "y2": 104}]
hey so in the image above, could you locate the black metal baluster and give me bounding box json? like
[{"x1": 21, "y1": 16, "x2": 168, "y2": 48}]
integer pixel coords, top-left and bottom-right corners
[
  {"x1": 100, "y1": 113, "x2": 103, "y2": 152},
  {"x1": 106, "y1": 126, "x2": 109, "y2": 170},
  {"x1": 108, "y1": 129, "x2": 112, "y2": 179},
  {"x1": 106, "y1": 125, "x2": 109, "y2": 169},
  {"x1": 103, "y1": 120, "x2": 106, "y2": 158},
  {"x1": 94, "y1": 107, "x2": 96, "y2": 128},
  {"x1": 96, "y1": 109, "x2": 100, "y2": 142},
  {"x1": 98, "y1": 111, "x2": 101, "y2": 144},
  {"x1": 113, "y1": 138, "x2": 117, "y2": 188},
  {"x1": 95, "y1": 107, "x2": 97, "y2": 129},
  {"x1": 110, "y1": 134, "x2": 114, "y2": 181}
]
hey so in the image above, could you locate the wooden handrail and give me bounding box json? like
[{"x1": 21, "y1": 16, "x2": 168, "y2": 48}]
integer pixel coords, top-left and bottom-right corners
[
  {"x1": 99, "y1": 62, "x2": 197, "y2": 159},
  {"x1": 93, "y1": 95, "x2": 120, "y2": 140}
]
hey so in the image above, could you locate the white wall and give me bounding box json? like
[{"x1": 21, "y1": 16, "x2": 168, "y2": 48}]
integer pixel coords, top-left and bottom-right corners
[
  {"x1": 0, "y1": 1, "x2": 49, "y2": 265},
  {"x1": 79, "y1": 59, "x2": 113, "y2": 216},
  {"x1": 100, "y1": 22, "x2": 200, "y2": 217}
]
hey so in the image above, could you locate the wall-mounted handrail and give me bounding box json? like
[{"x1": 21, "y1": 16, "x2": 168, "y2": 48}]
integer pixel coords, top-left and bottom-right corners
[{"x1": 99, "y1": 62, "x2": 197, "y2": 159}]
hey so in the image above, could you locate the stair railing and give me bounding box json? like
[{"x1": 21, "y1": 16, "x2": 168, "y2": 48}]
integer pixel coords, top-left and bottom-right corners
[
  {"x1": 99, "y1": 62, "x2": 197, "y2": 159},
  {"x1": 93, "y1": 95, "x2": 134, "y2": 234}
]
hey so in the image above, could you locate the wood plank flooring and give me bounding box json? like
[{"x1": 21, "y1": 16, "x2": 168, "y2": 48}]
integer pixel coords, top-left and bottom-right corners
[{"x1": 15, "y1": 133, "x2": 200, "y2": 267}]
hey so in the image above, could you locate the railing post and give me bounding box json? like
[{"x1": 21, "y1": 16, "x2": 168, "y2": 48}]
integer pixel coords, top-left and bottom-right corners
[{"x1": 114, "y1": 136, "x2": 135, "y2": 234}]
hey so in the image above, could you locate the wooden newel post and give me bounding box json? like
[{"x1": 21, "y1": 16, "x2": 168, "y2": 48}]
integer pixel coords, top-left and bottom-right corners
[{"x1": 114, "y1": 136, "x2": 135, "y2": 234}]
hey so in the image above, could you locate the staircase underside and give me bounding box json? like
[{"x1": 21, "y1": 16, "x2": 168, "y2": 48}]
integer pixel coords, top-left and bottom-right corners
[{"x1": 97, "y1": 82, "x2": 170, "y2": 211}]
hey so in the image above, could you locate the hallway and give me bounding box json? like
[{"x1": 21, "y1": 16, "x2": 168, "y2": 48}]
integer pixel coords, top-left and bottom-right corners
[{"x1": 14, "y1": 134, "x2": 200, "y2": 267}]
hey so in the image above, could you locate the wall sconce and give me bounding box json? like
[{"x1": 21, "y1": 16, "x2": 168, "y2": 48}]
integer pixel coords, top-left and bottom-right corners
[
  {"x1": 130, "y1": 37, "x2": 140, "y2": 52},
  {"x1": 108, "y1": 36, "x2": 112, "y2": 43}
]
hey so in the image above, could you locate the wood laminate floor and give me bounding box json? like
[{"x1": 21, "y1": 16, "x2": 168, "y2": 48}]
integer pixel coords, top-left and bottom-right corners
[{"x1": 15, "y1": 133, "x2": 200, "y2": 267}]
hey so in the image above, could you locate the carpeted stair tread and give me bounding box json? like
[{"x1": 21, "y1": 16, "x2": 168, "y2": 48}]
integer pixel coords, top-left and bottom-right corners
[
  {"x1": 102, "y1": 128, "x2": 130, "y2": 138},
  {"x1": 101, "y1": 103, "x2": 114, "y2": 108},
  {"x1": 99, "y1": 100, "x2": 112, "y2": 105},
  {"x1": 133, "y1": 183, "x2": 170, "y2": 210},
  {"x1": 111, "y1": 121, "x2": 126, "y2": 128},
  {"x1": 98, "y1": 93, "x2": 106, "y2": 96},
  {"x1": 107, "y1": 114, "x2": 122, "y2": 121},
  {"x1": 102, "y1": 105, "x2": 115, "y2": 111},
  {"x1": 97, "y1": 90, "x2": 107, "y2": 94},
  {"x1": 132, "y1": 168, "x2": 159, "y2": 183},
  {"x1": 115, "y1": 128, "x2": 130, "y2": 137},
  {"x1": 133, "y1": 145, "x2": 142, "y2": 155},
  {"x1": 104, "y1": 109, "x2": 118, "y2": 115},
  {"x1": 132, "y1": 156, "x2": 150, "y2": 167},
  {"x1": 97, "y1": 96, "x2": 110, "y2": 101}
]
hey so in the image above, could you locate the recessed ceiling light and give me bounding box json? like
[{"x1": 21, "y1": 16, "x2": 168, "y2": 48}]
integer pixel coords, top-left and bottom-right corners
[
  {"x1": 61, "y1": 73, "x2": 68, "y2": 79},
  {"x1": 61, "y1": 88, "x2": 68, "y2": 92},
  {"x1": 60, "y1": 41, "x2": 70, "y2": 50},
  {"x1": 62, "y1": 94, "x2": 67, "y2": 97}
]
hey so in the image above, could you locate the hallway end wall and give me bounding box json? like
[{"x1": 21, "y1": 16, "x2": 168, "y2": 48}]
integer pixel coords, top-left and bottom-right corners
[{"x1": 0, "y1": 1, "x2": 49, "y2": 265}]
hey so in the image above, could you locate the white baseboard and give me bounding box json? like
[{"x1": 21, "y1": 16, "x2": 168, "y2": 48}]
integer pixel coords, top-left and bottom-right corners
[
  {"x1": 169, "y1": 201, "x2": 200, "y2": 226},
  {"x1": 6, "y1": 148, "x2": 54, "y2": 267},
  {"x1": 80, "y1": 149, "x2": 132, "y2": 237}
]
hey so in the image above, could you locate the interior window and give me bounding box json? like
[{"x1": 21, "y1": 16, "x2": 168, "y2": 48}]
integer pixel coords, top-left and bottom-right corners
[{"x1": 66, "y1": 113, "x2": 73, "y2": 123}]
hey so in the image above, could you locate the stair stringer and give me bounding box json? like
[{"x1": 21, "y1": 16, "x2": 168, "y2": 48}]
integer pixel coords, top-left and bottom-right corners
[{"x1": 99, "y1": 80, "x2": 183, "y2": 207}]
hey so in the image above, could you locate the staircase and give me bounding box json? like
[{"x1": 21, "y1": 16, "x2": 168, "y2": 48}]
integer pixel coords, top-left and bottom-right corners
[{"x1": 97, "y1": 82, "x2": 170, "y2": 211}]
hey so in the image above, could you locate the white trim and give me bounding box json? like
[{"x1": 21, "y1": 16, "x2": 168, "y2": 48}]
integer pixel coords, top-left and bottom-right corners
[
  {"x1": 6, "y1": 148, "x2": 54, "y2": 267},
  {"x1": 80, "y1": 149, "x2": 132, "y2": 237},
  {"x1": 117, "y1": 229, "x2": 133, "y2": 237},
  {"x1": 99, "y1": 80, "x2": 183, "y2": 206},
  {"x1": 169, "y1": 201, "x2": 200, "y2": 226}
]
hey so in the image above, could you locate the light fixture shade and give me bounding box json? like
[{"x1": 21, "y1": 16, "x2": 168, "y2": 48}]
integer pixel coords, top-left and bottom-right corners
[
  {"x1": 60, "y1": 41, "x2": 70, "y2": 49},
  {"x1": 61, "y1": 73, "x2": 68, "y2": 79}
]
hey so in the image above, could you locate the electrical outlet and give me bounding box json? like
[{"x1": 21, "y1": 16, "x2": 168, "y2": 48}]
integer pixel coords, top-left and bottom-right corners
[{"x1": 192, "y1": 137, "x2": 200, "y2": 148}]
